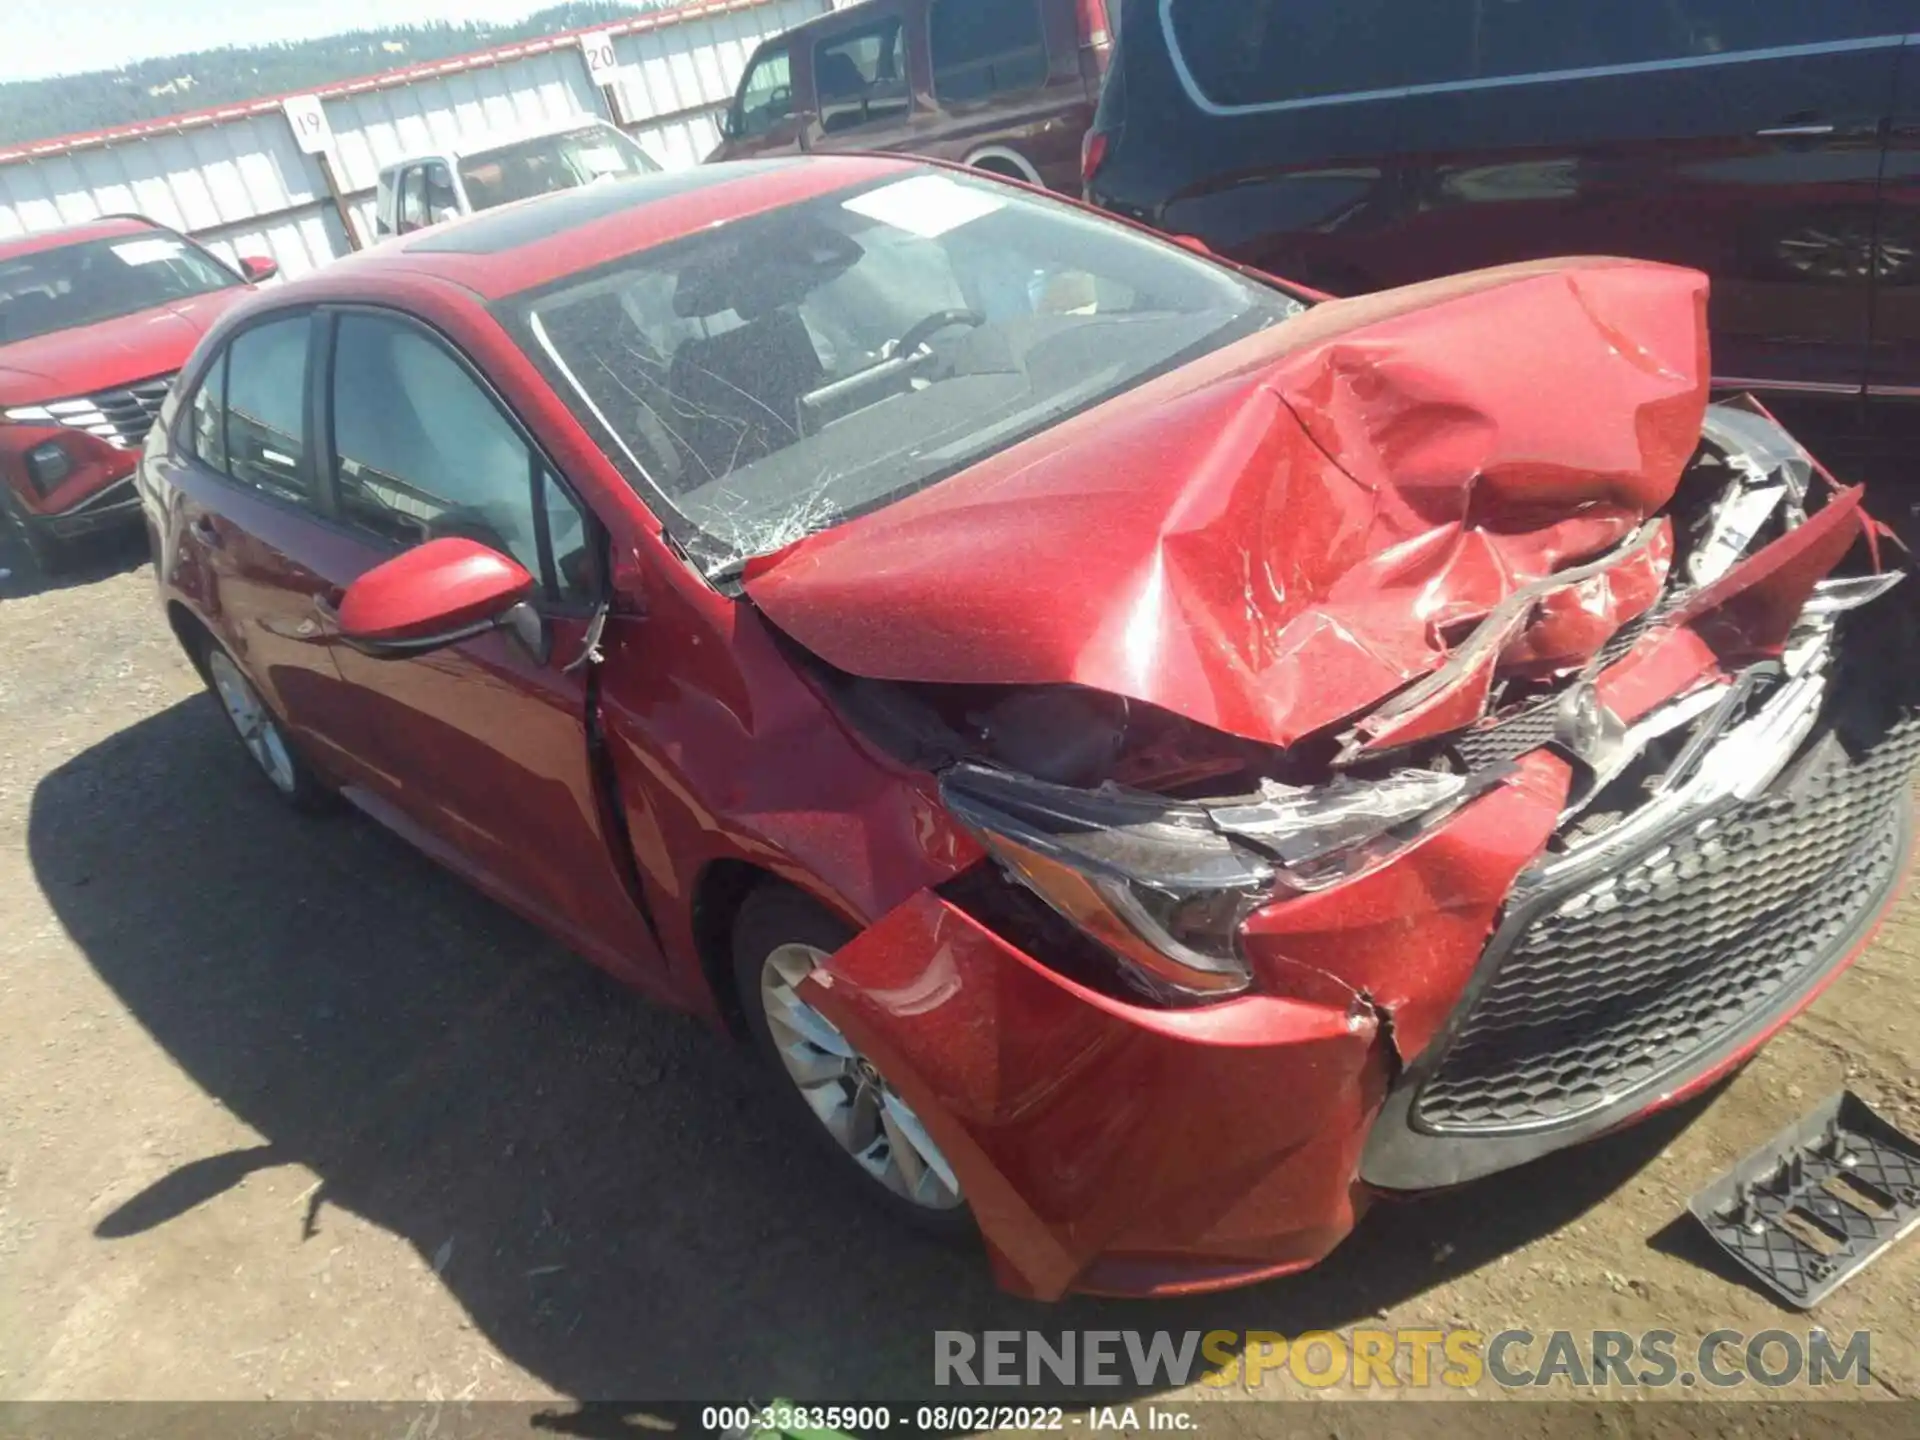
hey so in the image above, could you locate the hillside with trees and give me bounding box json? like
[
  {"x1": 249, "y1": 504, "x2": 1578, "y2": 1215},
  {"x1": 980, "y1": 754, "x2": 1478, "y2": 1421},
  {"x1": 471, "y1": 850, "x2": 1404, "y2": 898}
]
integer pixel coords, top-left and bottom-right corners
[{"x1": 0, "y1": 2, "x2": 676, "y2": 147}]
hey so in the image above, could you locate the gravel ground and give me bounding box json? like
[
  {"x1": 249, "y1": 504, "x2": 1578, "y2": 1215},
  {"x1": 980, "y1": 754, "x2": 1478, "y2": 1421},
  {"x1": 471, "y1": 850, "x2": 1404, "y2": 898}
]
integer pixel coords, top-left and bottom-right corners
[{"x1": 1, "y1": 529, "x2": 1918, "y2": 1415}]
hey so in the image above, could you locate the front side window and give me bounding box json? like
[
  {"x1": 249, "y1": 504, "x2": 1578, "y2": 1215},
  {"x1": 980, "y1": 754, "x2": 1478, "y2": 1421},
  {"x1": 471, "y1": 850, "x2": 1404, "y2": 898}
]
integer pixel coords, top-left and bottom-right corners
[
  {"x1": 815, "y1": 19, "x2": 911, "y2": 134},
  {"x1": 458, "y1": 126, "x2": 660, "y2": 211},
  {"x1": 223, "y1": 315, "x2": 313, "y2": 504},
  {"x1": 732, "y1": 46, "x2": 793, "y2": 139},
  {"x1": 329, "y1": 311, "x2": 591, "y2": 600},
  {"x1": 0, "y1": 233, "x2": 239, "y2": 345},
  {"x1": 1165, "y1": 0, "x2": 1907, "y2": 109},
  {"x1": 399, "y1": 166, "x2": 430, "y2": 233},
  {"x1": 514, "y1": 167, "x2": 1301, "y2": 578},
  {"x1": 422, "y1": 161, "x2": 462, "y2": 224},
  {"x1": 930, "y1": 0, "x2": 1049, "y2": 102}
]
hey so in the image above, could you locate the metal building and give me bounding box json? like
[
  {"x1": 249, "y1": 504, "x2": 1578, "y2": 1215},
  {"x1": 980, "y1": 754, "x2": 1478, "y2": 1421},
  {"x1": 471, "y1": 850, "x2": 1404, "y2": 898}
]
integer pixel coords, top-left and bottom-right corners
[{"x1": 0, "y1": 0, "x2": 826, "y2": 277}]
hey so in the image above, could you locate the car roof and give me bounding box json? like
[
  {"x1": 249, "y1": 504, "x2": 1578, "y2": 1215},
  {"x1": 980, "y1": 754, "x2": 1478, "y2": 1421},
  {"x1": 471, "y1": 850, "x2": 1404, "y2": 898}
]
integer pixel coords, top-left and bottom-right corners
[
  {"x1": 0, "y1": 215, "x2": 166, "y2": 262},
  {"x1": 328, "y1": 153, "x2": 920, "y2": 301}
]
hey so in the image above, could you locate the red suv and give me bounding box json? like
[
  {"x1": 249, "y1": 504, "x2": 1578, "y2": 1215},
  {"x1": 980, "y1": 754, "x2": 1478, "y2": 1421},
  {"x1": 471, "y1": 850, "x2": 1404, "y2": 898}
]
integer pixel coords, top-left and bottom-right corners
[
  {"x1": 1, "y1": 215, "x2": 275, "y2": 572},
  {"x1": 141, "y1": 157, "x2": 1917, "y2": 1299}
]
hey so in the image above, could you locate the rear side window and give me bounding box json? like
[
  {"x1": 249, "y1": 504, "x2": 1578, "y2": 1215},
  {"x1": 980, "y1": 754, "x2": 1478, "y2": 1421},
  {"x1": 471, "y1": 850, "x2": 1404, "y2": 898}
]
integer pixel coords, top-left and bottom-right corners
[
  {"x1": 223, "y1": 316, "x2": 313, "y2": 504},
  {"x1": 1166, "y1": 0, "x2": 1907, "y2": 108},
  {"x1": 400, "y1": 166, "x2": 429, "y2": 233},
  {"x1": 815, "y1": 19, "x2": 912, "y2": 133},
  {"x1": 1475, "y1": 0, "x2": 1906, "y2": 79},
  {"x1": 734, "y1": 45, "x2": 794, "y2": 138},
  {"x1": 931, "y1": 0, "x2": 1049, "y2": 102},
  {"x1": 1166, "y1": 0, "x2": 1473, "y2": 105}
]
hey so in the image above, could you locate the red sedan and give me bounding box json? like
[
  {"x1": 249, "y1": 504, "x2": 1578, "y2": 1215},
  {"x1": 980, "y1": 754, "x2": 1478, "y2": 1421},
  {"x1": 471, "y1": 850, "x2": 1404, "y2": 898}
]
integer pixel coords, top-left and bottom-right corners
[
  {"x1": 2, "y1": 215, "x2": 275, "y2": 571},
  {"x1": 138, "y1": 155, "x2": 1917, "y2": 1300}
]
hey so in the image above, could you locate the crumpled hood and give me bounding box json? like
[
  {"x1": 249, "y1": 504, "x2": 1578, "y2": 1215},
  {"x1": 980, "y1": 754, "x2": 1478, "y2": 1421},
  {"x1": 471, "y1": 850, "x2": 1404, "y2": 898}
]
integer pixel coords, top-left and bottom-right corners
[
  {"x1": 744, "y1": 257, "x2": 1710, "y2": 749},
  {"x1": 0, "y1": 288, "x2": 243, "y2": 405}
]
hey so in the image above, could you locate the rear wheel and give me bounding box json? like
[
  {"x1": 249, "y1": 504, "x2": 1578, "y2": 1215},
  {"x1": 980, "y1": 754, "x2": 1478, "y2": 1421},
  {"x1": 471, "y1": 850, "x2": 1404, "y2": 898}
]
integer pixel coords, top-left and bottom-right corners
[
  {"x1": 733, "y1": 884, "x2": 973, "y2": 1236},
  {"x1": 202, "y1": 641, "x2": 332, "y2": 812}
]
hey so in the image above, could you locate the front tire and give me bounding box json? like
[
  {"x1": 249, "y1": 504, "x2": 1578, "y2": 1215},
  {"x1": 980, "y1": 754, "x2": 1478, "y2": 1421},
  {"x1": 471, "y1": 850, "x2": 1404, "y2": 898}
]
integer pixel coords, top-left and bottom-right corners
[
  {"x1": 732, "y1": 884, "x2": 974, "y2": 1238},
  {"x1": 201, "y1": 639, "x2": 332, "y2": 812},
  {"x1": 2, "y1": 490, "x2": 72, "y2": 577}
]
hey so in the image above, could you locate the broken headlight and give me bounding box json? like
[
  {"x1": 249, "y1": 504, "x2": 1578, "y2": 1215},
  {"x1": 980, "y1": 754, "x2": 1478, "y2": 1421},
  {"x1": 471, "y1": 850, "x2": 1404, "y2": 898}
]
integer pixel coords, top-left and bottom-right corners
[{"x1": 941, "y1": 761, "x2": 1479, "y2": 1003}]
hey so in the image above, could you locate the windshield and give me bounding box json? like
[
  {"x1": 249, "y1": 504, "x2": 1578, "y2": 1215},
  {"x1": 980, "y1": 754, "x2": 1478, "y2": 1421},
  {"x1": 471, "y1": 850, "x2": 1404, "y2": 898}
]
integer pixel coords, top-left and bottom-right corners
[
  {"x1": 513, "y1": 169, "x2": 1303, "y2": 577},
  {"x1": 459, "y1": 126, "x2": 662, "y2": 210},
  {"x1": 0, "y1": 233, "x2": 238, "y2": 345}
]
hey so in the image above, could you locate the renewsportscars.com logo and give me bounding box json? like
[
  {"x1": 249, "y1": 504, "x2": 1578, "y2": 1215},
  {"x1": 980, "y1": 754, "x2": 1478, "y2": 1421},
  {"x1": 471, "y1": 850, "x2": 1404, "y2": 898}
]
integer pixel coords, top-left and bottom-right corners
[{"x1": 933, "y1": 1328, "x2": 1876, "y2": 1391}]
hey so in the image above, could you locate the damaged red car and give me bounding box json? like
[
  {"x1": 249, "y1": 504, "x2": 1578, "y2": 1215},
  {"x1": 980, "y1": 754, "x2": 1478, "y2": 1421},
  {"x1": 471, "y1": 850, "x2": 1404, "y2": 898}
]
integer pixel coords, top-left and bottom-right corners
[{"x1": 139, "y1": 156, "x2": 1919, "y2": 1300}]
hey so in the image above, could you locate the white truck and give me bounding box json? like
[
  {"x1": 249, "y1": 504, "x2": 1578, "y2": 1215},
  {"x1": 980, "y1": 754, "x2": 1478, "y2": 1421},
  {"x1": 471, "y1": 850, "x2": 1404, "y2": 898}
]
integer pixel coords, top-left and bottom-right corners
[{"x1": 373, "y1": 117, "x2": 661, "y2": 238}]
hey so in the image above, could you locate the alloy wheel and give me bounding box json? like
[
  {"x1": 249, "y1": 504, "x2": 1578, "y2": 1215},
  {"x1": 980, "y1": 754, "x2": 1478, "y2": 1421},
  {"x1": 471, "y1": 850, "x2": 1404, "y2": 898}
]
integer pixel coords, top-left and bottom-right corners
[
  {"x1": 206, "y1": 648, "x2": 298, "y2": 796},
  {"x1": 759, "y1": 942, "x2": 963, "y2": 1211}
]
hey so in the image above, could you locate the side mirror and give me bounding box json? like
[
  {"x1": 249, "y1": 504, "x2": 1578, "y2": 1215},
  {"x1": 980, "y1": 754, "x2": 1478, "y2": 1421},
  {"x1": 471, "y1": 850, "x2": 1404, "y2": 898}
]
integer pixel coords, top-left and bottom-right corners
[
  {"x1": 238, "y1": 255, "x2": 280, "y2": 283},
  {"x1": 335, "y1": 537, "x2": 544, "y2": 661}
]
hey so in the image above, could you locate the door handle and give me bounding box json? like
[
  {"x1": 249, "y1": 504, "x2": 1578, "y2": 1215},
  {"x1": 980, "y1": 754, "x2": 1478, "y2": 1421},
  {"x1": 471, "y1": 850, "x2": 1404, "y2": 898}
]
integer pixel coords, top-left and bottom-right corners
[
  {"x1": 189, "y1": 515, "x2": 223, "y2": 549},
  {"x1": 1756, "y1": 122, "x2": 1835, "y2": 139}
]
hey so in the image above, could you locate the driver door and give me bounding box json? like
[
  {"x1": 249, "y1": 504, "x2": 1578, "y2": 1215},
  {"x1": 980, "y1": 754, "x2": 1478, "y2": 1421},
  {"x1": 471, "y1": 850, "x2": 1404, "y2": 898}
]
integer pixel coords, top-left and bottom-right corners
[{"x1": 314, "y1": 305, "x2": 662, "y2": 984}]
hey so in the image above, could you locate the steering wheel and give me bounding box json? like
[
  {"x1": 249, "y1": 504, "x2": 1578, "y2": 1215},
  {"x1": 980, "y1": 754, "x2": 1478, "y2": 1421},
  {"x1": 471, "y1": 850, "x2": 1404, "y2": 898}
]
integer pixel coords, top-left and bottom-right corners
[{"x1": 894, "y1": 307, "x2": 986, "y2": 357}]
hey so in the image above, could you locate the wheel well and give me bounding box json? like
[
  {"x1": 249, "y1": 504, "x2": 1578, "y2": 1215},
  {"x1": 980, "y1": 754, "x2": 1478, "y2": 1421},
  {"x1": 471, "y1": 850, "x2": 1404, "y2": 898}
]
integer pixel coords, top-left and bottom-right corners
[
  {"x1": 166, "y1": 601, "x2": 214, "y2": 683},
  {"x1": 965, "y1": 146, "x2": 1042, "y2": 186},
  {"x1": 692, "y1": 859, "x2": 776, "y2": 1039}
]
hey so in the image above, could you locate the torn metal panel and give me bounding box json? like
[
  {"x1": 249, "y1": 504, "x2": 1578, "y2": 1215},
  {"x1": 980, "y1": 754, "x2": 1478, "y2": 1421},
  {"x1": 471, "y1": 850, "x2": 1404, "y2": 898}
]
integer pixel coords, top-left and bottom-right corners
[{"x1": 745, "y1": 258, "x2": 1710, "y2": 750}]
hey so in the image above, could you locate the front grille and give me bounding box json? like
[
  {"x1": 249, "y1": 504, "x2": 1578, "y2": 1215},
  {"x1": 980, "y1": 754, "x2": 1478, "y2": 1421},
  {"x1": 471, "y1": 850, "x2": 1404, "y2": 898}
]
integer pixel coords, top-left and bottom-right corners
[
  {"x1": 40, "y1": 373, "x2": 175, "y2": 450},
  {"x1": 1413, "y1": 711, "x2": 1920, "y2": 1135},
  {"x1": 1451, "y1": 698, "x2": 1559, "y2": 770}
]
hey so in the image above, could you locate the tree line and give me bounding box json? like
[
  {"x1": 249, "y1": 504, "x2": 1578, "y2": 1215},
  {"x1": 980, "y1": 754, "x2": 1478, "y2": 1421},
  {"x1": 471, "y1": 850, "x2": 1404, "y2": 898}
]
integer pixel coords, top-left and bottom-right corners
[{"x1": 0, "y1": 3, "x2": 678, "y2": 147}]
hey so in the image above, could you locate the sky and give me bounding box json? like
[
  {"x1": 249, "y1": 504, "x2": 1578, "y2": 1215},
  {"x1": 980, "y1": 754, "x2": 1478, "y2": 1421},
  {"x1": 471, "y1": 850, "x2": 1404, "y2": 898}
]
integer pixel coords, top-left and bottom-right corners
[{"x1": 0, "y1": 0, "x2": 568, "y2": 83}]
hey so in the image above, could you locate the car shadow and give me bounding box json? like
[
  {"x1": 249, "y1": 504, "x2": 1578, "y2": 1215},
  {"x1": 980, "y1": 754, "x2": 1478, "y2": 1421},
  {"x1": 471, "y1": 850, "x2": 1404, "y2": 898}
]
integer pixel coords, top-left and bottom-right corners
[
  {"x1": 32, "y1": 697, "x2": 1708, "y2": 1405},
  {"x1": 0, "y1": 523, "x2": 147, "y2": 601}
]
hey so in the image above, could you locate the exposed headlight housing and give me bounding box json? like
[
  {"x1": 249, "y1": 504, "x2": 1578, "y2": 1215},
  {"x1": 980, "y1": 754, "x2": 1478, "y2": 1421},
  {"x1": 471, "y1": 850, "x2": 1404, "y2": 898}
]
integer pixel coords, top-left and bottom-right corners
[
  {"x1": 941, "y1": 760, "x2": 1487, "y2": 1004},
  {"x1": 25, "y1": 439, "x2": 72, "y2": 494}
]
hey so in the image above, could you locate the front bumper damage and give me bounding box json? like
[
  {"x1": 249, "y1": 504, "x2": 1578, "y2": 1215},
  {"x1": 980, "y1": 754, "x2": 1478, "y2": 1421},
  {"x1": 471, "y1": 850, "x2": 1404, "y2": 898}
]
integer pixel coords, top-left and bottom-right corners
[{"x1": 796, "y1": 401, "x2": 1919, "y2": 1300}]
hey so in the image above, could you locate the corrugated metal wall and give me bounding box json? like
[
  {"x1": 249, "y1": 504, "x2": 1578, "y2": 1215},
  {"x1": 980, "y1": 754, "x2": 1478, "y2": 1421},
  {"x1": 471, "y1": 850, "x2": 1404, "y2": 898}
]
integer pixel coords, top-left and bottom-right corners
[{"x1": 0, "y1": 0, "x2": 825, "y2": 277}]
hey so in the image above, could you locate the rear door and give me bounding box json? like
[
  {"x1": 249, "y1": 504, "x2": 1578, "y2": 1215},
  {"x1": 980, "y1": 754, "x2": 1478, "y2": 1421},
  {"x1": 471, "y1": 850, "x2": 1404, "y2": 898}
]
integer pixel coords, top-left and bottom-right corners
[
  {"x1": 1386, "y1": 0, "x2": 1904, "y2": 395},
  {"x1": 921, "y1": 0, "x2": 1085, "y2": 187},
  {"x1": 170, "y1": 311, "x2": 367, "y2": 776},
  {"x1": 1158, "y1": 0, "x2": 1906, "y2": 395},
  {"x1": 312, "y1": 305, "x2": 663, "y2": 984}
]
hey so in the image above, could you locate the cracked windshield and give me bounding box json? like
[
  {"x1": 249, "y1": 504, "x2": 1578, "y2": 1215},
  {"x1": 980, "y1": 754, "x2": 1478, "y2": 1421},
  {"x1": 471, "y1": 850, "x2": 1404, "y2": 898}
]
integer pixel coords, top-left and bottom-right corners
[{"x1": 518, "y1": 168, "x2": 1302, "y2": 576}]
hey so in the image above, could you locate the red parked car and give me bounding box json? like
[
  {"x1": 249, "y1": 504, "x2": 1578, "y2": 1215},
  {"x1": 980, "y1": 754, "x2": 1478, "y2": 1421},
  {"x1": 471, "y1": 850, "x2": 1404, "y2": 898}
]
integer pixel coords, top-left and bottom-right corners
[
  {"x1": 140, "y1": 156, "x2": 1917, "y2": 1299},
  {"x1": 1, "y1": 215, "x2": 276, "y2": 571}
]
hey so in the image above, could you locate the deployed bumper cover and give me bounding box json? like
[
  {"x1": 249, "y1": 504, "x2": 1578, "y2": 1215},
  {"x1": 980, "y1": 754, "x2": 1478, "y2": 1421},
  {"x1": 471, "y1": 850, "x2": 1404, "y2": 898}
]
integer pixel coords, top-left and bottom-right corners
[{"x1": 800, "y1": 894, "x2": 1389, "y2": 1300}]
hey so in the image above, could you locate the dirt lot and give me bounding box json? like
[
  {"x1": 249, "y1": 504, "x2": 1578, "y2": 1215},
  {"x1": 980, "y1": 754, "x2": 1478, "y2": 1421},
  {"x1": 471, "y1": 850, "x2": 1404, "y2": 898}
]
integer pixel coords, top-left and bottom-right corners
[{"x1": 2, "y1": 530, "x2": 1919, "y2": 1413}]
